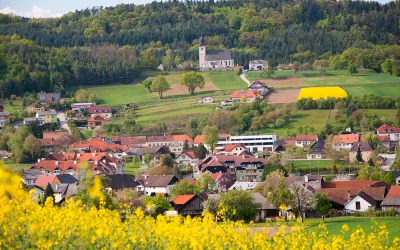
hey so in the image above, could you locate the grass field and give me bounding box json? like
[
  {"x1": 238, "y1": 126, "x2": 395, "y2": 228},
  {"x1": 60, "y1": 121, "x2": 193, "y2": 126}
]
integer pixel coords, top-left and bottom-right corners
[
  {"x1": 254, "y1": 216, "x2": 400, "y2": 242},
  {"x1": 291, "y1": 160, "x2": 336, "y2": 171},
  {"x1": 345, "y1": 85, "x2": 400, "y2": 98},
  {"x1": 1, "y1": 160, "x2": 32, "y2": 172}
]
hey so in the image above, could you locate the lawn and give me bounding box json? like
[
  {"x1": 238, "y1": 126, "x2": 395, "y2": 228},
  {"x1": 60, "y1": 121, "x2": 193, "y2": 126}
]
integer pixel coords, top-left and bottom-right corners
[
  {"x1": 291, "y1": 160, "x2": 336, "y2": 171},
  {"x1": 344, "y1": 85, "x2": 400, "y2": 98},
  {"x1": 253, "y1": 216, "x2": 400, "y2": 242},
  {"x1": 124, "y1": 161, "x2": 144, "y2": 175},
  {"x1": 1, "y1": 160, "x2": 32, "y2": 172},
  {"x1": 208, "y1": 71, "x2": 247, "y2": 90},
  {"x1": 256, "y1": 109, "x2": 333, "y2": 136},
  {"x1": 362, "y1": 109, "x2": 397, "y2": 122}
]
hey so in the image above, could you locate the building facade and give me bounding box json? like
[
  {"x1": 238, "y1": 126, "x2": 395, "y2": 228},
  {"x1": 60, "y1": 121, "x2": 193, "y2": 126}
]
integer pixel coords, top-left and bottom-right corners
[{"x1": 199, "y1": 37, "x2": 234, "y2": 70}]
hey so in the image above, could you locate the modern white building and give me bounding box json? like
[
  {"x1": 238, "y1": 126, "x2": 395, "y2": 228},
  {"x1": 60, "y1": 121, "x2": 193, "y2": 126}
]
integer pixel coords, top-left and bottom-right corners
[
  {"x1": 217, "y1": 134, "x2": 277, "y2": 153},
  {"x1": 249, "y1": 60, "x2": 268, "y2": 71}
]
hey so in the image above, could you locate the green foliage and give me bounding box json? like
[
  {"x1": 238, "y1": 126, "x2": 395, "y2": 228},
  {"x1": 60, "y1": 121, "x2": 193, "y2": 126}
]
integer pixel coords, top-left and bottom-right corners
[
  {"x1": 75, "y1": 89, "x2": 97, "y2": 103},
  {"x1": 6, "y1": 126, "x2": 42, "y2": 163},
  {"x1": 42, "y1": 183, "x2": 55, "y2": 205},
  {"x1": 144, "y1": 194, "x2": 172, "y2": 216},
  {"x1": 170, "y1": 181, "x2": 198, "y2": 197},
  {"x1": 220, "y1": 190, "x2": 258, "y2": 222},
  {"x1": 203, "y1": 125, "x2": 219, "y2": 154},
  {"x1": 150, "y1": 75, "x2": 170, "y2": 99},
  {"x1": 391, "y1": 147, "x2": 400, "y2": 171},
  {"x1": 181, "y1": 71, "x2": 205, "y2": 95},
  {"x1": 314, "y1": 193, "x2": 332, "y2": 221},
  {"x1": 196, "y1": 173, "x2": 216, "y2": 193}
]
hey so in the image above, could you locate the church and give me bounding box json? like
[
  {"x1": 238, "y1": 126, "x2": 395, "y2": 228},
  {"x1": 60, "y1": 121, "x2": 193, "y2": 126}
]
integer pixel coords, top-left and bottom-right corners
[{"x1": 198, "y1": 37, "x2": 234, "y2": 70}]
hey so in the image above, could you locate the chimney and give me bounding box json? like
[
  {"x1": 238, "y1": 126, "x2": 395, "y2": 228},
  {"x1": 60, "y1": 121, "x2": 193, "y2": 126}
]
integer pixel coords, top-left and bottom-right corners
[
  {"x1": 55, "y1": 161, "x2": 59, "y2": 166},
  {"x1": 73, "y1": 160, "x2": 77, "y2": 164},
  {"x1": 304, "y1": 175, "x2": 309, "y2": 183},
  {"x1": 37, "y1": 159, "x2": 41, "y2": 163}
]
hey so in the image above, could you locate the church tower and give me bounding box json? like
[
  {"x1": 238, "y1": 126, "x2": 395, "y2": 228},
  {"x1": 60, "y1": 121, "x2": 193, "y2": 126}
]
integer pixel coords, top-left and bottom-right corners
[{"x1": 199, "y1": 36, "x2": 206, "y2": 69}]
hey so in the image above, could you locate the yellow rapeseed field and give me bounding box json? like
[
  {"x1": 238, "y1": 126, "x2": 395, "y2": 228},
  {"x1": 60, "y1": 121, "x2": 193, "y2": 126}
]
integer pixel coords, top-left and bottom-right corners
[
  {"x1": 297, "y1": 86, "x2": 348, "y2": 100},
  {"x1": 0, "y1": 168, "x2": 399, "y2": 249}
]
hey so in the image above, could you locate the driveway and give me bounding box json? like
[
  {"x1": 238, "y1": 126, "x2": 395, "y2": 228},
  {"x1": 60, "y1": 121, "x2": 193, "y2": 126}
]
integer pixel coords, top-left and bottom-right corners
[
  {"x1": 240, "y1": 70, "x2": 251, "y2": 86},
  {"x1": 57, "y1": 112, "x2": 71, "y2": 134}
]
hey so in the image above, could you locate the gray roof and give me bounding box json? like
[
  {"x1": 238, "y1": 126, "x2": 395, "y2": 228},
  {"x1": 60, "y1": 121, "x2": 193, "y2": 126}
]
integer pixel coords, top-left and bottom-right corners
[
  {"x1": 381, "y1": 196, "x2": 400, "y2": 206},
  {"x1": 252, "y1": 192, "x2": 276, "y2": 210},
  {"x1": 57, "y1": 174, "x2": 78, "y2": 184},
  {"x1": 310, "y1": 140, "x2": 325, "y2": 154},
  {"x1": 249, "y1": 60, "x2": 265, "y2": 65},
  {"x1": 205, "y1": 50, "x2": 232, "y2": 61},
  {"x1": 350, "y1": 142, "x2": 372, "y2": 152},
  {"x1": 52, "y1": 183, "x2": 77, "y2": 197},
  {"x1": 136, "y1": 175, "x2": 178, "y2": 187}
]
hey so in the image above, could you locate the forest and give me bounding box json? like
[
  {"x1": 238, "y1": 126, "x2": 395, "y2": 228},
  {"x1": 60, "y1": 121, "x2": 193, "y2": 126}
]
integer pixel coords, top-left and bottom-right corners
[{"x1": 0, "y1": 0, "x2": 400, "y2": 97}]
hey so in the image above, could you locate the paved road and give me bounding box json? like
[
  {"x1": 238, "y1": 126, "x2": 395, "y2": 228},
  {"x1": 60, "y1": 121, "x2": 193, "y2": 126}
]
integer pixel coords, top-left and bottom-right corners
[
  {"x1": 57, "y1": 112, "x2": 71, "y2": 134},
  {"x1": 240, "y1": 70, "x2": 251, "y2": 86}
]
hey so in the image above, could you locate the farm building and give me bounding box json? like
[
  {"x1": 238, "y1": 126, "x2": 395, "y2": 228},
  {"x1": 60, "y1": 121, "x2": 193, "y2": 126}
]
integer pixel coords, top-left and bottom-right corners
[{"x1": 249, "y1": 60, "x2": 268, "y2": 71}]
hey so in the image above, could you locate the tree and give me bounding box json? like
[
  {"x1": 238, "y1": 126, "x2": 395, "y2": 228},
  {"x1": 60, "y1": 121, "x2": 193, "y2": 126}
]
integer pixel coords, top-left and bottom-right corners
[
  {"x1": 23, "y1": 135, "x2": 42, "y2": 160},
  {"x1": 265, "y1": 67, "x2": 274, "y2": 78},
  {"x1": 203, "y1": 195, "x2": 220, "y2": 221},
  {"x1": 258, "y1": 178, "x2": 293, "y2": 210},
  {"x1": 7, "y1": 126, "x2": 31, "y2": 163},
  {"x1": 391, "y1": 147, "x2": 400, "y2": 171},
  {"x1": 381, "y1": 59, "x2": 393, "y2": 74},
  {"x1": 293, "y1": 62, "x2": 301, "y2": 74},
  {"x1": 41, "y1": 183, "x2": 55, "y2": 205},
  {"x1": 142, "y1": 79, "x2": 152, "y2": 92},
  {"x1": 356, "y1": 146, "x2": 363, "y2": 163},
  {"x1": 314, "y1": 193, "x2": 331, "y2": 222},
  {"x1": 160, "y1": 154, "x2": 175, "y2": 168},
  {"x1": 196, "y1": 172, "x2": 216, "y2": 193},
  {"x1": 144, "y1": 194, "x2": 171, "y2": 216},
  {"x1": 348, "y1": 64, "x2": 358, "y2": 75},
  {"x1": 219, "y1": 190, "x2": 258, "y2": 222},
  {"x1": 290, "y1": 186, "x2": 315, "y2": 222},
  {"x1": 194, "y1": 143, "x2": 208, "y2": 159},
  {"x1": 140, "y1": 48, "x2": 158, "y2": 68},
  {"x1": 170, "y1": 181, "x2": 198, "y2": 197},
  {"x1": 75, "y1": 89, "x2": 97, "y2": 103},
  {"x1": 150, "y1": 76, "x2": 170, "y2": 99},
  {"x1": 181, "y1": 71, "x2": 205, "y2": 95},
  {"x1": 162, "y1": 49, "x2": 175, "y2": 68},
  {"x1": 203, "y1": 125, "x2": 219, "y2": 154}
]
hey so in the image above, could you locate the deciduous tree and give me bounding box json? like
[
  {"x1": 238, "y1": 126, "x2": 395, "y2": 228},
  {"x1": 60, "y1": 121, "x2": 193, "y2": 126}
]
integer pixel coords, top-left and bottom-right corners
[{"x1": 181, "y1": 71, "x2": 205, "y2": 95}]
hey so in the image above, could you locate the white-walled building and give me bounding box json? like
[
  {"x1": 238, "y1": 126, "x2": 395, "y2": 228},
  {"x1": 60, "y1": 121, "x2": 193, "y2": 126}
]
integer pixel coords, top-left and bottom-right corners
[
  {"x1": 217, "y1": 134, "x2": 277, "y2": 153},
  {"x1": 249, "y1": 60, "x2": 268, "y2": 71},
  {"x1": 344, "y1": 192, "x2": 377, "y2": 212}
]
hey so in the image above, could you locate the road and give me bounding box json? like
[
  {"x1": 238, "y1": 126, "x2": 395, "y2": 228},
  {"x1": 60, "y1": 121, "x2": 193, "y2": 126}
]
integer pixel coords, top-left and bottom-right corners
[
  {"x1": 57, "y1": 112, "x2": 71, "y2": 134},
  {"x1": 240, "y1": 70, "x2": 251, "y2": 86}
]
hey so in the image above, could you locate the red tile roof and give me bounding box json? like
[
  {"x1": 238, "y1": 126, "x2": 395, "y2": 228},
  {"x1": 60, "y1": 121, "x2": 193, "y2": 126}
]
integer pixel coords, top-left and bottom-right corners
[
  {"x1": 295, "y1": 134, "x2": 318, "y2": 141},
  {"x1": 376, "y1": 124, "x2": 400, "y2": 134},
  {"x1": 35, "y1": 175, "x2": 58, "y2": 188},
  {"x1": 231, "y1": 90, "x2": 256, "y2": 99},
  {"x1": 222, "y1": 143, "x2": 246, "y2": 152},
  {"x1": 179, "y1": 150, "x2": 197, "y2": 159},
  {"x1": 171, "y1": 194, "x2": 195, "y2": 205},
  {"x1": 322, "y1": 180, "x2": 388, "y2": 189},
  {"x1": 43, "y1": 131, "x2": 70, "y2": 141},
  {"x1": 385, "y1": 186, "x2": 400, "y2": 198},
  {"x1": 172, "y1": 135, "x2": 193, "y2": 144},
  {"x1": 317, "y1": 187, "x2": 386, "y2": 205},
  {"x1": 88, "y1": 114, "x2": 109, "y2": 122},
  {"x1": 331, "y1": 134, "x2": 360, "y2": 144},
  {"x1": 87, "y1": 106, "x2": 112, "y2": 114},
  {"x1": 194, "y1": 135, "x2": 204, "y2": 145}
]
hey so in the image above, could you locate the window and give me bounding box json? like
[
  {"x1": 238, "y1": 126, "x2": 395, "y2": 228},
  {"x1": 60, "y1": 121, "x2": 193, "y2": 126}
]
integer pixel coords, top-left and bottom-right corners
[{"x1": 355, "y1": 201, "x2": 361, "y2": 210}]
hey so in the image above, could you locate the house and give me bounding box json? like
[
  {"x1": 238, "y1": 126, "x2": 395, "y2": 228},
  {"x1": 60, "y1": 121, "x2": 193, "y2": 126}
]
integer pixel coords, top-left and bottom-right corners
[
  {"x1": 88, "y1": 114, "x2": 109, "y2": 129},
  {"x1": 23, "y1": 117, "x2": 38, "y2": 125},
  {"x1": 0, "y1": 111, "x2": 10, "y2": 121},
  {"x1": 349, "y1": 142, "x2": 372, "y2": 163},
  {"x1": 108, "y1": 174, "x2": 140, "y2": 199},
  {"x1": 112, "y1": 135, "x2": 147, "y2": 147},
  {"x1": 218, "y1": 143, "x2": 249, "y2": 156},
  {"x1": 376, "y1": 124, "x2": 400, "y2": 142},
  {"x1": 307, "y1": 140, "x2": 325, "y2": 160},
  {"x1": 249, "y1": 60, "x2": 268, "y2": 71},
  {"x1": 35, "y1": 175, "x2": 61, "y2": 189},
  {"x1": 344, "y1": 191, "x2": 378, "y2": 212},
  {"x1": 127, "y1": 146, "x2": 171, "y2": 163},
  {"x1": 71, "y1": 103, "x2": 96, "y2": 112},
  {"x1": 87, "y1": 106, "x2": 112, "y2": 119},
  {"x1": 217, "y1": 134, "x2": 277, "y2": 153},
  {"x1": 230, "y1": 90, "x2": 257, "y2": 103},
  {"x1": 198, "y1": 155, "x2": 266, "y2": 182},
  {"x1": 210, "y1": 172, "x2": 236, "y2": 192},
  {"x1": 36, "y1": 109, "x2": 57, "y2": 125},
  {"x1": 26, "y1": 104, "x2": 45, "y2": 114},
  {"x1": 197, "y1": 96, "x2": 214, "y2": 104},
  {"x1": 176, "y1": 151, "x2": 198, "y2": 168},
  {"x1": 248, "y1": 81, "x2": 269, "y2": 95},
  {"x1": 136, "y1": 175, "x2": 179, "y2": 195},
  {"x1": 52, "y1": 183, "x2": 78, "y2": 204},
  {"x1": 145, "y1": 135, "x2": 193, "y2": 154},
  {"x1": 381, "y1": 186, "x2": 400, "y2": 212},
  {"x1": 228, "y1": 181, "x2": 260, "y2": 190},
  {"x1": 378, "y1": 135, "x2": 393, "y2": 150},
  {"x1": 392, "y1": 171, "x2": 400, "y2": 185},
  {"x1": 157, "y1": 64, "x2": 164, "y2": 71},
  {"x1": 198, "y1": 36, "x2": 234, "y2": 70},
  {"x1": 331, "y1": 134, "x2": 360, "y2": 151},
  {"x1": 194, "y1": 133, "x2": 231, "y2": 148},
  {"x1": 170, "y1": 194, "x2": 205, "y2": 217},
  {"x1": 38, "y1": 92, "x2": 60, "y2": 104},
  {"x1": 21, "y1": 169, "x2": 43, "y2": 187},
  {"x1": 71, "y1": 137, "x2": 126, "y2": 154},
  {"x1": 39, "y1": 131, "x2": 71, "y2": 152},
  {"x1": 295, "y1": 135, "x2": 318, "y2": 148},
  {"x1": 252, "y1": 192, "x2": 278, "y2": 222}
]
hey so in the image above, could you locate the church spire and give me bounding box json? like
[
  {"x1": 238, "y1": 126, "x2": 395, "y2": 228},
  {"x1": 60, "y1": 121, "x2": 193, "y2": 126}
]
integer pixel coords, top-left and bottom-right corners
[{"x1": 199, "y1": 36, "x2": 205, "y2": 46}]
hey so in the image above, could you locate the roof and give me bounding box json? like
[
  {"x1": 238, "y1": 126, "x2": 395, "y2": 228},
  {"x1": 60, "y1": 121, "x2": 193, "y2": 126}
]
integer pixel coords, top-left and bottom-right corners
[
  {"x1": 43, "y1": 131, "x2": 70, "y2": 141},
  {"x1": 331, "y1": 134, "x2": 360, "y2": 144},
  {"x1": 295, "y1": 134, "x2": 318, "y2": 141},
  {"x1": 381, "y1": 186, "x2": 400, "y2": 206},
  {"x1": 128, "y1": 146, "x2": 170, "y2": 155},
  {"x1": 317, "y1": 187, "x2": 386, "y2": 205},
  {"x1": 376, "y1": 124, "x2": 400, "y2": 134},
  {"x1": 205, "y1": 49, "x2": 232, "y2": 61},
  {"x1": 171, "y1": 194, "x2": 195, "y2": 205},
  {"x1": 35, "y1": 175, "x2": 58, "y2": 189},
  {"x1": 194, "y1": 135, "x2": 204, "y2": 145},
  {"x1": 199, "y1": 155, "x2": 266, "y2": 172},
  {"x1": 56, "y1": 174, "x2": 78, "y2": 184},
  {"x1": 172, "y1": 134, "x2": 193, "y2": 144},
  {"x1": 88, "y1": 114, "x2": 109, "y2": 122},
  {"x1": 229, "y1": 181, "x2": 259, "y2": 190},
  {"x1": 378, "y1": 135, "x2": 391, "y2": 142},
  {"x1": 310, "y1": 140, "x2": 325, "y2": 154},
  {"x1": 87, "y1": 106, "x2": 112, "y2": 114},
  {"x1": 249, "y1": 81, "x2": 267, "y2": 88},
  {"x1": 222, "y1": 143, "x2": 246, "y2": 152},
  {"x1": 231, "y1": 90, "x2": 256, "y2": 99},
  {"x1": 52, "y1": 183, "x2": 77, "y2": 197},
  {"x1": 37, "y1": 109, "x2": 57, "y2": 116},
  {"x1": 252, "y1": 192, "x2": 275, "y2": 209},
  {"x1": 108, "y1": 174, "x2": 139, "y2": 190},
  {"x1": 249, "y1": 60, "x2": 265, "y2": 65},
  {"x1": 322, "y1": 180, "x2": 388, "y2": 189},
  {"x1": 136, "y1": 175, "x2": 178, "y2": 187},
  {"x1": 349, "y1": 142, "x2": 372, "y2": 152},
  {"x1": 112, "y1": 135, "x2": 147, "y2": 146},
  {"x1": 179, "y1": 151, "x2": 198, "y2": 159}
]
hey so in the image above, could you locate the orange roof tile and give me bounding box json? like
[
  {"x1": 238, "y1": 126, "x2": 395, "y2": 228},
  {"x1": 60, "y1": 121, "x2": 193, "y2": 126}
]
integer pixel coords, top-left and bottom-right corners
[
  {"x1": 231, "y1": 90, "x2": 256, "y2": 98},
  {"x1": 222, "y1": 143, "x2": 246, "y2": 152},
  {"x1": 194, "y1": 135, "x2": 204, "y2": 145},
  {"x1": 295, "y1": 134, "x2": 318, "y2": 141},
  {"x1": 172, "y1": 134, "x2": 193, "y2": 144},
  {"x1": 376, "y1": 124, "x2": 400, "y2": 134},
  {"x1": 385, "y1": 186, "x2": 400, "y2": 198},
  {"x1": 35, "y1": 175, "x2": 58, "y2": 188},
  {"x1": 331, "y1": 134, "x2": 360, "y2": 144},
  {"x1": 171, "y1": 194, "x2": 195, "y2": 205}
]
